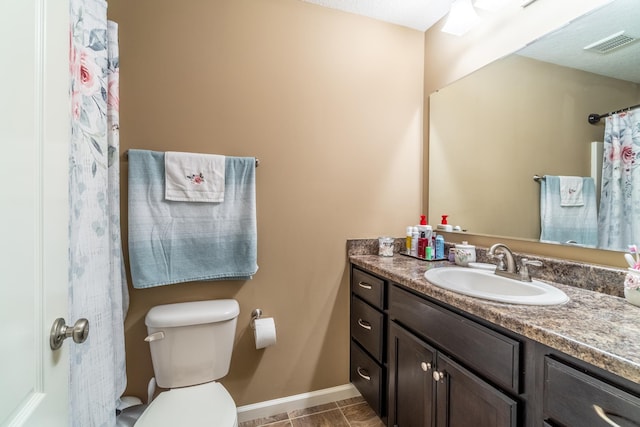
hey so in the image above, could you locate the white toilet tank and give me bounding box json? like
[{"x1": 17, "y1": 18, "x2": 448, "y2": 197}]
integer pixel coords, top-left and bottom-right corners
[{"x1": 145, "y1": 299, "x2": 240, "y2": 389}]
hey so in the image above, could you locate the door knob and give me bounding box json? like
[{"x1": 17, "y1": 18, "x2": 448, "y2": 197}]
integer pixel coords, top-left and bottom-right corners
[{"x1": 50, "y1": 318, "x2": 89, "y2": 350}]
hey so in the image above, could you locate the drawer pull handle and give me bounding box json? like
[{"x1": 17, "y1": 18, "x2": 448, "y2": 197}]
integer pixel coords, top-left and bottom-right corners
[
  {"x1": 356, "y1": 367, "x2": 371, "y2": 381},
  {"x1": 593, "y1": 404, "x2": 631, "y2": 427},
  {"x1": 357, "y1": 319, "x2": 372, "y2": 330},
  {"x1": 358, "y1": 281, "x2": 373, "y2": 290},
  {"x1": 432, "y1": 371, "x2": 445, "y2": 382},
  {"x1": 421, "y1": 362, "x2": 431, "y2": 372}
]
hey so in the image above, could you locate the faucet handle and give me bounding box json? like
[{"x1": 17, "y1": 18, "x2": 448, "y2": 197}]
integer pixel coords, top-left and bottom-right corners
[
  {"x1": 521, "y1": 258, "x2": 543, "y2": 267},
  {"x1": 519, "y1": 258, "x2": 542, "y2": 281},
  {"x1": 489, "y1": 252, "x2": 506, "y2": 270}
]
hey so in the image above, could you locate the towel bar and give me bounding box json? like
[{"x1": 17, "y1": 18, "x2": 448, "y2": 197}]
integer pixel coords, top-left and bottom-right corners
[{"x1": 123, "y1": 150, "x2": 259, "y2": 167}]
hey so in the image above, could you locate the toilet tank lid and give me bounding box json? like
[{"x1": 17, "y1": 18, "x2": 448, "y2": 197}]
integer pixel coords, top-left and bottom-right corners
[{"x1": 145, "y1": 300, "x2": 240, "y2": 328}]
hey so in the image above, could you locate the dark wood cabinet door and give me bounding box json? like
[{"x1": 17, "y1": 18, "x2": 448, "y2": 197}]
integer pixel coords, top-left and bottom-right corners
[
  {"x1": 435, "y1": 354, "x2": 518, "y2": 427},
  {"x1": 388, "y1": 321, "x2": 436, "y2": 427}
]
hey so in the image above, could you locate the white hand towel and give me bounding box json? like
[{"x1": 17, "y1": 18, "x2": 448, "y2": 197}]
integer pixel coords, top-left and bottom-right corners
[
  {"x1": 165, "y1": 151, "x2": 225, "y2": 202},
  {"x1": 559, "y1": 176, "x2": 584, "y2": 206}
]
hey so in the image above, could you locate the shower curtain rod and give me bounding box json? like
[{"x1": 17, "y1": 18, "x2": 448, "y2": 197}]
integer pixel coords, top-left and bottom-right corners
[
  {"x1": 123, "y1": 150, "x2": 260, "y2": 167},
  {"x1": 587, "y1": 103, "x2": 640, "y2": 124}
]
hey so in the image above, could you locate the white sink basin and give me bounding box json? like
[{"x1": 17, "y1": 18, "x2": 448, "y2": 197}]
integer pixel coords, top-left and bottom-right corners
[{"x1": 424, "y1": 267, "x2": 569, "y2": 306}]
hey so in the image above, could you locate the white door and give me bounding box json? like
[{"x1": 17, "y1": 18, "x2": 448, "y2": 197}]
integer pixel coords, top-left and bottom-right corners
[{"x1": 0, "y1": 1, "x2": 71, "y2": 426}]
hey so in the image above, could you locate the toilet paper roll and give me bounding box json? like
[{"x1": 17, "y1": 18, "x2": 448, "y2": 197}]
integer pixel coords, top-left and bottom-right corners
[{"x1": 254, "y1": 317, "x2": 277, "y2": 349}]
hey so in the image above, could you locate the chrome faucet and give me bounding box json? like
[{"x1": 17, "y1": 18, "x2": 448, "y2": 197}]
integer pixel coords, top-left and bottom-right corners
[{"x1": 487, "y1": 243, "x2": 542, "y2": 282}]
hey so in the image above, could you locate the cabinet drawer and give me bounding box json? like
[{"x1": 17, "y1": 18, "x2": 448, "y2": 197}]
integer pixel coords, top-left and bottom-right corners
[
  {"x1": 351, "y1": 296, "x2": 385, "y2": 362},
  {"x1": 352, "y1": 268, "x2": 385, "y2": 309},
  {"x1": 389, "y1": 285, "x2": 520, "y2": 393},
  {"x1": 350, "y1": 340, "x2": 384, "y2": 416},
  {"x1": 544, "y1": 357, "x2": 640, "y2": 426}
]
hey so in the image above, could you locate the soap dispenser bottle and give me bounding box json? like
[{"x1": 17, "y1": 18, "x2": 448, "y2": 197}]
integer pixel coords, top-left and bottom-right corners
[{"x1": 437, "y1": 215, "x2": 453, "y2": 232}]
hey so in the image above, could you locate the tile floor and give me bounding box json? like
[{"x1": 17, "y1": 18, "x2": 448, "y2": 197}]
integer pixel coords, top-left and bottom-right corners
[{"x1": 238, "y1": 396, "x2": 384, "y2": 427}]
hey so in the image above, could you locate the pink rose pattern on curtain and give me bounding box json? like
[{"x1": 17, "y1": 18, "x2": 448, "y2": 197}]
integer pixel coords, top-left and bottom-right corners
[
  {"x1": 69, "y1": 1, "x2": 127, "y2": 426},
  {"x1": 598, "y1": 108, "x2": 640, "y2": 251}
]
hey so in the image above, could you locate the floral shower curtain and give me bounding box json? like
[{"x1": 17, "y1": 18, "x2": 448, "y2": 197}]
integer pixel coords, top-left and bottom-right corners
[
  {"x1": 69, "y1": 0, "x2": 128, "y2": 425},
  {"x1": 598, "y1": 107, "x2": 640, "y2": 251}
]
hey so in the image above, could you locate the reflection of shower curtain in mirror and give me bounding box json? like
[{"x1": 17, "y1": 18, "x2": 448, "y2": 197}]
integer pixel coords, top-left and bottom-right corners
[{"x1": 598, "y1": 108, "x2": 640, "y2": 251}]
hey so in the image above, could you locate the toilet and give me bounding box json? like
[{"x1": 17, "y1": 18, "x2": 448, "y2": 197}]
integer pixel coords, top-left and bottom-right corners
[{"x1": 134, "y1": 299, "x2": 240, "y2": 427}]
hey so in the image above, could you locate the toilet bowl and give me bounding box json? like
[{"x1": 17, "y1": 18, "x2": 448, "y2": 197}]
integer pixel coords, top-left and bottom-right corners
[
  {"x1": 134, "y1": 299, "x2": 240, "y2": 427},
  {"x1": 134, "y1": 382, "x2": 237, "y2": 427}
]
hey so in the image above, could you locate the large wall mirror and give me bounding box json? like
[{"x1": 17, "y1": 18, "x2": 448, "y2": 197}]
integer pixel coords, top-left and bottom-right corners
[{"x1": 429, "y1": 0, "x2": 640, "y2": 252}]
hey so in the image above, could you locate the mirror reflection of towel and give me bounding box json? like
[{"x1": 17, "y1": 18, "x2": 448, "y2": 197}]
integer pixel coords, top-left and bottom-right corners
[
  {"x1": 540, "y1": 176, "x2": 597, "y2": 247},
  {"x1": 559, "y1": 176, "x2": 584, "y2": 206}
]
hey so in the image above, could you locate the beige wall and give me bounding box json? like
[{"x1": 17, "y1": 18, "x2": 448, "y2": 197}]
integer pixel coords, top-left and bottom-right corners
[
  {"x1": 423, "y1": 0, "x2": 629, "y2": 267},
  {"x1": 429, "y1": 55, "x2": 640, "y2": 240},
  {"x1": 108, "y1": 0, "x2": 424, "y2": 406}
]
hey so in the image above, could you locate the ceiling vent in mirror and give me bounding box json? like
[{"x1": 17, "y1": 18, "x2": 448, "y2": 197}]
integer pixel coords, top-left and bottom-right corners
[{"x1": 584, "y1": 31, "x2": 638, "y2": 54}]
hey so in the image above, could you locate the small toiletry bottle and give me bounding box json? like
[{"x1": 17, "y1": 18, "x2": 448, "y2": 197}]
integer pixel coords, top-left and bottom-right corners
[
  {"x1": 411, "y1": 227, "x2": 419, "y2": 257},
  {"x1": 418, "y1": 231, "x2": 427, "y2": 259},
  {"x1": 425, "y1": 226, "x2": 433, "y2": 259},
  {"x1": 405, "y1": 226, "x2": 412, "y2": 254},
  {"x1": 431, "y1": 232, "x2": 437, "y2": 258},
  {"x1": 448, "y1": 248, "x2": 456, "y2": 263},
  {"x1": 435, "y1": 234, "x2": 445, "y2": 259}
]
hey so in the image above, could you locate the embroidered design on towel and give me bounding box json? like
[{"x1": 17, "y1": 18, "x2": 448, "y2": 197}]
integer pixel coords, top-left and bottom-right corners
[
  {"x1": 559, "y1": 176, "x2": 584, "y2": 207},
  {"x1": 187, "y1": 173, "x2": 206, "y2": 184},
  {"x1": 164, "y1": 151, "x2": 225, "y2": 202}
]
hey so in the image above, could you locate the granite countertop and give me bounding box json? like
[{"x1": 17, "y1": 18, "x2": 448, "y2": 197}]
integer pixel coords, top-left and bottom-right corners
[{"x1": 349, "y1": 253, "x2": 640, "y2": 383}]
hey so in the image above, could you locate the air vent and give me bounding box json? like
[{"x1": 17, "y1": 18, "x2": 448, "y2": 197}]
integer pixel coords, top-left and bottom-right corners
[{"x1": 584, "y1": 31, "x2": 638, "y2": 54}]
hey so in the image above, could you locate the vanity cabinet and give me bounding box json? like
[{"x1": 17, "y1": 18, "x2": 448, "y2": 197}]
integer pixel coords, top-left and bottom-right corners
[
  {"x1": 349, "y1": 262, "x2": 640, "y2": 427},
  {"x1": 388, "y1": 284, "x2": 518, "y2": 427},
  {"x1": 350, "y1": 266, "x2": 388, "y2": 418}
]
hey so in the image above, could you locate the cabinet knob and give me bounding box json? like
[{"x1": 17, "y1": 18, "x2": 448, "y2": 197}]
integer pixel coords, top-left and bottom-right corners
[
  {"x1": 432, "y1": 371, "x2": 445, "y2": 382},
  {"x1": 421, "y1": 362, "x2": 431, "y2": 372}
]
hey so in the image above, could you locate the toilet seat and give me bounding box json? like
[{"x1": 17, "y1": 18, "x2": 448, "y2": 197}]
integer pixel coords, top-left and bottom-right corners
[{"x1": 134, "y1": 381, "x2": 238, "y2": 427}]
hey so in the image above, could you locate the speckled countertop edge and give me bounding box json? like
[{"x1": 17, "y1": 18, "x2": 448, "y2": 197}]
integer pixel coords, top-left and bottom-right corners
[{"x1": 348, "y1": 243, "x2": 640, "y2": 383}]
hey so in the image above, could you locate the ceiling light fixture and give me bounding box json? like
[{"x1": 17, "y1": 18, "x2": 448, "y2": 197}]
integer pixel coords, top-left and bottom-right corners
[{"x1": 441, "y1": 0, "x2": 479, "y2": 36}]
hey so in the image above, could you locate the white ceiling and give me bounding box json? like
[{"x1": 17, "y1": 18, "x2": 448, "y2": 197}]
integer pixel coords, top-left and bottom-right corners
[{"x1": 300, "y1": 0, "x2": 453, "y2": 32}]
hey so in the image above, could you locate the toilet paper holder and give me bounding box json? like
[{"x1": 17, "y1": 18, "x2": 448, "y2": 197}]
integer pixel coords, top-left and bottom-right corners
[{"x1": 250, "y1": 308, "x2": 263, "y2": 329}]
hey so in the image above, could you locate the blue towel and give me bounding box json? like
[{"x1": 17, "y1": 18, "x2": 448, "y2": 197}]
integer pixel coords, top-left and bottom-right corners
[
  {"x1": 540, "y1": 176, "x2": 598, "y2": 247},
  {"x1": 128, "y1": 150, "x2": 258, "y2": 288}
]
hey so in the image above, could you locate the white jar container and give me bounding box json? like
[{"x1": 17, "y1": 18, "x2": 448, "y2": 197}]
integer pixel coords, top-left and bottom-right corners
[
  {"x1": 454, "y1": 241, "x2": 476, "y2": 266},
  {"x1": 378, "y1": 237, "x2": 395, "y2": 257}
]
